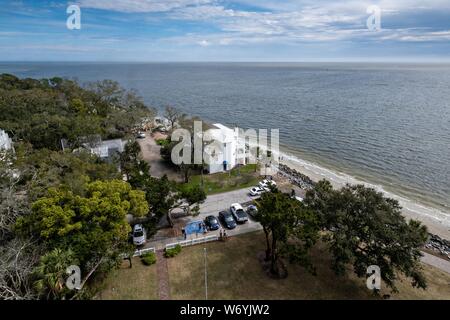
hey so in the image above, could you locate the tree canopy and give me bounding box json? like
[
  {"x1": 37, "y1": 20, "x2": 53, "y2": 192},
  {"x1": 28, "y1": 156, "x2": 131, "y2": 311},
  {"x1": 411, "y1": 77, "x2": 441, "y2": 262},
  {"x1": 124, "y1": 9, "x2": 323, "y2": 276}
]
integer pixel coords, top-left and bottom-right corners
[
  {"x1": 304, "y1": 180, "x2": 428, "y2": 292},
  {"x1": 0, "y1": 74, "x2": 155, "y2": 150},
  {"x1": 256, "y1": 189, "x2": 320, "y2": 277}
]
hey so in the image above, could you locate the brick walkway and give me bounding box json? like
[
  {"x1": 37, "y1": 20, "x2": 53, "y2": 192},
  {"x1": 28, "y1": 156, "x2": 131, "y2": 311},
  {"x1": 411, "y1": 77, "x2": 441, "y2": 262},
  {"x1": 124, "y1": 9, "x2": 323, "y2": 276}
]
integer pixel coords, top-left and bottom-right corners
[{"x1": 156, "y1": 250, "x2": 171, "y2": 300}]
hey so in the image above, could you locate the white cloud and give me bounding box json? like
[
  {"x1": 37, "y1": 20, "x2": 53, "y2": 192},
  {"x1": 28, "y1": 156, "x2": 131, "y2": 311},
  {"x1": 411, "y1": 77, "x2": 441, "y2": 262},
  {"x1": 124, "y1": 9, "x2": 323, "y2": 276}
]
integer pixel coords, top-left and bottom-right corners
[
  {"x1": 79, "y1": 0, "x2": 212, "y2": 13},
  {"x1": 169, "y1": 1, "x2": 450, "y2": 46},
  {"x1": 197, "y1": 39, "x2": 210, "y2": 46},
  {"x1": 78, "y1": 0, "x2": 450, "y2": 46}
]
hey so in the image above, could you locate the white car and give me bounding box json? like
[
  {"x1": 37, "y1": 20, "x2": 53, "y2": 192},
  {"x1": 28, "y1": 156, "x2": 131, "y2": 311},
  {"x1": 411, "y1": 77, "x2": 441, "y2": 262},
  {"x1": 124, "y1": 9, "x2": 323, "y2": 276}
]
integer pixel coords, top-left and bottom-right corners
[
  {"x1": 294, "y1": 196, "x2": 304, "y2": 202},
  {"x1": 230, "y1": 203, "x2": 248, "y2": 223},
  {"x1": 133, "y1": 224, "x2": 146, "y2": 246},
  {"x1": 259, "y1": 179, "x2": 276, "y2": 189},
  {"x1": 249, "y1": 186, "x2": 265, "y2": 196},
  {"x1": 136, "y1": 132, "x2": 146, "y2": 139}
]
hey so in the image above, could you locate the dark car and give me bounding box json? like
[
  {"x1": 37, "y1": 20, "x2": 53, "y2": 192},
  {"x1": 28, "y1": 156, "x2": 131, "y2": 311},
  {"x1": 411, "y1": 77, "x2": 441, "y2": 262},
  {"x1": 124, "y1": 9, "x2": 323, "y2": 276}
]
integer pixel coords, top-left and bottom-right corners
[
  {"x1": 246, "y1": 205, "x2": 258, "y2": 218},
  {"x1": 219, "y1": 211, "x2": 237, "y2": 229},
  {"x1": 204, "y1": 215, "x2": 220, "y2": 231}
]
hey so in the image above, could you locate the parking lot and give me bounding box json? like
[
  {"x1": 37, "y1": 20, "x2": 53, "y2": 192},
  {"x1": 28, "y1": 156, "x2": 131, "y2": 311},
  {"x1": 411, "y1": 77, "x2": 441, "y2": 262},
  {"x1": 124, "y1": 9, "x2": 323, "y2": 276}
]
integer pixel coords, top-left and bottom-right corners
[
  {"x1": 182, "y1": 187, "x2": 263, "y2": 238},
  {"x1": 145, "y1": 187, "x2": 263, "y2": 249}
]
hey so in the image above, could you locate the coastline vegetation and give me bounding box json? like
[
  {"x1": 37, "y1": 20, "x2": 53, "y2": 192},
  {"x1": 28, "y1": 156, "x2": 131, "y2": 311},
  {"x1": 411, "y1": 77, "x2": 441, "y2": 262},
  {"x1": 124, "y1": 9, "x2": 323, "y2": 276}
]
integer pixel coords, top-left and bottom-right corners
[
  {"x1": 0, "y1": 74, "x2": 155, "y2": 299},
  {"x1": 0, "y1": 75, "x2": 441, "y2": 300}
]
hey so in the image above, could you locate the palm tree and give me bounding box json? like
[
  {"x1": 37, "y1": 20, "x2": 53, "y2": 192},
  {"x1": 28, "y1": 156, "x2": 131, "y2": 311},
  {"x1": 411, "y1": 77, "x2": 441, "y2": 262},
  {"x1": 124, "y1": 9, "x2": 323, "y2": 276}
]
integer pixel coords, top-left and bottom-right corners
[{"x1": 33, "y1": 248, "x2": 77, "y2": 299}]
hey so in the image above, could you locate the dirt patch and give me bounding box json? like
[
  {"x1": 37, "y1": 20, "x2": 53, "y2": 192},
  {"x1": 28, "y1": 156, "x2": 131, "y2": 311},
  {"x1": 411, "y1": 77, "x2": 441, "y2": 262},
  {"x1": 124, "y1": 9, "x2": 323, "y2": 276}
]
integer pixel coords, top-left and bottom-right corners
[
  {"x1": 152, "y1": 132, "x2": 169, "y2": 141},
  {"x1": 137, "y1": 135, "x2": 181, "y2": 181}
]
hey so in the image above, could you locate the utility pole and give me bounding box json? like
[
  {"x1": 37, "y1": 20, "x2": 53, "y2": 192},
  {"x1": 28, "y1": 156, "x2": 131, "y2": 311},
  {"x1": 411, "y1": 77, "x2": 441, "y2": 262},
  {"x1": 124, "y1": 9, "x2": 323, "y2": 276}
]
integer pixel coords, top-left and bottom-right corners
[{"x1": 204, "y1": 247, "x2": 208, "y2": 300}]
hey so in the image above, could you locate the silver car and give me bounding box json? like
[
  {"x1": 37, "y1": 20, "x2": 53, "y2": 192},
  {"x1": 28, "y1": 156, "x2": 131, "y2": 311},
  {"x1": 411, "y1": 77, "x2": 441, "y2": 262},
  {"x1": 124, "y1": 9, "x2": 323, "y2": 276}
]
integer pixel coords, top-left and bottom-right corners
[{"x1": 230, "y1": 203, "x2": 248, "y2": 223}]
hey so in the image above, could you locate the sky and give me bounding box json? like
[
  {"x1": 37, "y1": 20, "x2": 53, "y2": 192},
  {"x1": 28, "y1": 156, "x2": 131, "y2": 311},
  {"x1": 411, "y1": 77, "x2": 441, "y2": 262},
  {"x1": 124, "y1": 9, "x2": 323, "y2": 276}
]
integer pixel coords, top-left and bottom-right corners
[{"x1": 0, "y1": 0, "x2": 449, "y2": 62}]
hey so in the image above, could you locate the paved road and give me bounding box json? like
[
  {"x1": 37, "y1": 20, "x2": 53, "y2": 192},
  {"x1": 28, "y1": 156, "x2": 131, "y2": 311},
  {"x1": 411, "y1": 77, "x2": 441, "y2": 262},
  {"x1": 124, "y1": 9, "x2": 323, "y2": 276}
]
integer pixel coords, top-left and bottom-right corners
[
  {"x1": 145, "y1": 188, "x2": 450, "y2": 275},
  {"x1": 198, "y1": 188, "x2": 256, "y2": 217}
]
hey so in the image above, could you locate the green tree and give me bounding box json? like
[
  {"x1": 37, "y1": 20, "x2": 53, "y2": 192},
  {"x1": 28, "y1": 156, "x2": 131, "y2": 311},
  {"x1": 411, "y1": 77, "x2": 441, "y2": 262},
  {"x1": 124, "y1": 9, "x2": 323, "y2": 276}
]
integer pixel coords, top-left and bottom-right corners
[
  {"x1": 256, "y1": 190, "x2": 319, "y2": 277},
  {"x1": 179, "y1": 184, "x2": 206, "y2": 216},
  {"x1": 144, "y1": 175, "x2": 179, "y2": 227},
  {"x1": 307, "y1": 181, "x2": 428, "y2": 292},
  {"x1": 33, "y1": 248, "x2": 78, "y2": 300},
  {"x1": 120, "y1": 141, "x2": 151, "y2": 188},
  {"x1": 16, "y1": 180, "x2": 148, "y2": 276},
  {"x1": 70, "y1": 98, "x2": 87, "y2": 114}
]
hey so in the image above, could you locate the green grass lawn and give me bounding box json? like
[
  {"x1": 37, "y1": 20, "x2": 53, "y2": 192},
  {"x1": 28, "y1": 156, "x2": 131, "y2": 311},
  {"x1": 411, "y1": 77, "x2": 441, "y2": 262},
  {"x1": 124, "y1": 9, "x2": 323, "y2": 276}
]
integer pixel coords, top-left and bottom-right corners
[
  {"x1": 167, "y1": 231, "x2": 450, "y2": 300},
  {"x1": 94, "y1": 257, "x2": 157, "y2": 300},
  {"x1": 185, "y1": 164, "x2": 261, "y2": 195},
  {"x1": 93, "y1": 232, "x2": 450, "y2": 300}
]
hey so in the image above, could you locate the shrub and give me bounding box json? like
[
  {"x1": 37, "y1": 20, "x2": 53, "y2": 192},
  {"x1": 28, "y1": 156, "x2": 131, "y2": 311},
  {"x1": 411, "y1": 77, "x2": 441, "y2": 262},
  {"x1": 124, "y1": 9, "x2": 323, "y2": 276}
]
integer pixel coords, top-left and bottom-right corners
[
  {"x1": 156, "y1": 139, "x2": 170, "y2": 147},
  {"x1": 164, "y1": 244, "x2": 182, "y2": 258},
  {"x1": 141, "y1": 252, "x2": 157, "y2": 265}
]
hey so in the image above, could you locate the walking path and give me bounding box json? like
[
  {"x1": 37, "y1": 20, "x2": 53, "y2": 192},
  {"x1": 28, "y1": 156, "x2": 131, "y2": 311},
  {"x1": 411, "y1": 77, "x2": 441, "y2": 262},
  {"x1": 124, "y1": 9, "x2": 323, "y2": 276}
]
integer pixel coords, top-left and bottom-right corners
[
  {"x1": 156, "y1": 250, "x2": 171, "y2": 300},
  {"x1": 421, "y1": 252, "x2": 450, "y2": 274}
]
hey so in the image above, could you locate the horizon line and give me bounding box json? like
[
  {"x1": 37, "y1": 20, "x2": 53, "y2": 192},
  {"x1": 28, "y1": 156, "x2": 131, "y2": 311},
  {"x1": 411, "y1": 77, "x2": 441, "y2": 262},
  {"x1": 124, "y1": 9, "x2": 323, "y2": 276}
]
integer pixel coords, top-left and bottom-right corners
[{"x1": 2, "y1": 60, "x2": 450, "y2": 64}]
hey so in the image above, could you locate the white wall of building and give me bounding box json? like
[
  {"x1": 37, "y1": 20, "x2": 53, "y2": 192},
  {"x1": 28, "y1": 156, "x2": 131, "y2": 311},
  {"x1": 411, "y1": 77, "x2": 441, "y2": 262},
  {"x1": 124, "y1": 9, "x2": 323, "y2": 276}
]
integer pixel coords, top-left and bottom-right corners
[
  {"x1": 204, "y1": 123, "x2": 239, "y2": 174},
  {"x1": 0, "y1": 130, "x2": 13, "y2": 151}
]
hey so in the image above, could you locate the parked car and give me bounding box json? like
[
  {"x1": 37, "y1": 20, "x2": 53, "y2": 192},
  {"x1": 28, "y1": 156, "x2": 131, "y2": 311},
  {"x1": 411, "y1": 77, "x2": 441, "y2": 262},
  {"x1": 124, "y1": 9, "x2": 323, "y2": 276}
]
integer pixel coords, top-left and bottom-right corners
[
  {"x1": 132, "y1": 224, "x2": 146, "y2": 246},
  {"x1": 230, "y1": 203, "x2": 248, "y2": 223},
  {"x1": 249, "y1": 186, "x2": 265, "y2": 196},
  {"x1": 246, "y1": 204, "x2": 258, "y2": 218},
  {"x1": 204, "y1": 215, "x2": 220, "y2": 231},
  {"x1": 259, "y1": 179, "x2": 277, "y2": 189},
  {"x1": 136, "y1": 132, "x2": 146, "y2": 139},
  {"x1": 219, "y1": 210, "x2": 237, "y2": 229}
]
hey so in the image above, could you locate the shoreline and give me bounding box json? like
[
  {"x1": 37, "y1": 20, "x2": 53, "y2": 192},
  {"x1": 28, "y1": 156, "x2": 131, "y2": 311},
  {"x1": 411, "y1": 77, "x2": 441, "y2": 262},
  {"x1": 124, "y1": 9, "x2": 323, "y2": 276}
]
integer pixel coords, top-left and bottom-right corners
[{"x1": 274, "y1": 150, "x2": 450, "y2": 239}]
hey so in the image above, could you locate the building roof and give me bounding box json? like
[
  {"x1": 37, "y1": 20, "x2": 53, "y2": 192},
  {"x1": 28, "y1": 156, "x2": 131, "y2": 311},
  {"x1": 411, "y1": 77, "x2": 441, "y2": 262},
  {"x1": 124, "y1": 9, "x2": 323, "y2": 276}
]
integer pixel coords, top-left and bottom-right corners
[
  {"x1": 209, "y1": 123, "x2": 236, "y2": 144},
  {"x1": 83, "y1": 139, "x2": 126, "y2": 158}
]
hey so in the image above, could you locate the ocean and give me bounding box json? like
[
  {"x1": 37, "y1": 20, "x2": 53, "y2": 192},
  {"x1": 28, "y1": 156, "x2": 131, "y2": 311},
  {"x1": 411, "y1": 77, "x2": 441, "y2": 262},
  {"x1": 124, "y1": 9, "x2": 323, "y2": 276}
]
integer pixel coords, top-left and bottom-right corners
[{"x1": 1, "y1": 62, "x2": 449, "y2": 229}]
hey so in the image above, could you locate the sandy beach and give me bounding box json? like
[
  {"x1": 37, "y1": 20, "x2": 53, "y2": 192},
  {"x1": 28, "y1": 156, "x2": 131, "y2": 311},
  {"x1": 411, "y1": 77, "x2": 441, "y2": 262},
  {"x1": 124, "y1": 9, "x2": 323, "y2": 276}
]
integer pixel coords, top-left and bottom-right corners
[
  {"x1": 276, "y1": 153, "x2": 450, "y2": 239},
  {"x1": 262, "y1": 152, "x2": 450, "y2": 239}
]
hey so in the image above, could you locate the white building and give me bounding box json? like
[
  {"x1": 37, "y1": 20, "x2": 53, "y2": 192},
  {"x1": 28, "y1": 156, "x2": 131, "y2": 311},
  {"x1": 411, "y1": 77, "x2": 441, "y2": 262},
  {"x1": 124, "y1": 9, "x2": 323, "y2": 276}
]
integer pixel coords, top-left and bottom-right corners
[
  {"x1": 83, "y1": 139, "x2": 126, "y2": 160},
  {"x1": 203, "y1": 123, "x2": 247, "y2": 174},
  {"x1": 0, "y1": 130, "x2": 13, "y2": 152}
]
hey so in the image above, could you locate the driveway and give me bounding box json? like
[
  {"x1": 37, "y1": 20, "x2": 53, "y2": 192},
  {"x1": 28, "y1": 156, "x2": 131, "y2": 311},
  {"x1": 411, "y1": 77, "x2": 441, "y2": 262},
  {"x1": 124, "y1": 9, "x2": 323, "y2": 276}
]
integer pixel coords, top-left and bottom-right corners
[{"x1": 137, "y1": 135, "x2": 181, "y2": 181}]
